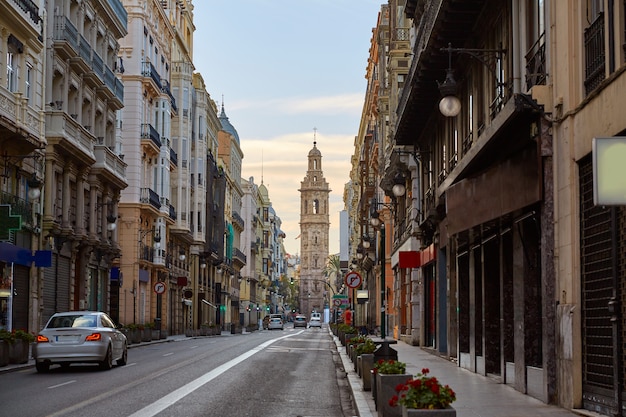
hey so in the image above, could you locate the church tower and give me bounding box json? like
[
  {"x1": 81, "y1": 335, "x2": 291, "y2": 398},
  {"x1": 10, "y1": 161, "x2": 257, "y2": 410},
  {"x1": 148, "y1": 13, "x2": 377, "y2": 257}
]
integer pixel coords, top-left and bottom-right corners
[{"x1": 298, "y1": 135, "x2": 331, "y2": 316}]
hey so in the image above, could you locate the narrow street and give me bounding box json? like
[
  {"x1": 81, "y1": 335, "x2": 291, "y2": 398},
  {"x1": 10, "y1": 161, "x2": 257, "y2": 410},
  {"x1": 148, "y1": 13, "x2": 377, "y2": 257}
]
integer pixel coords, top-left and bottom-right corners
[{"x1": 0, "y1": 326, "x2": 353, "y2": 417}]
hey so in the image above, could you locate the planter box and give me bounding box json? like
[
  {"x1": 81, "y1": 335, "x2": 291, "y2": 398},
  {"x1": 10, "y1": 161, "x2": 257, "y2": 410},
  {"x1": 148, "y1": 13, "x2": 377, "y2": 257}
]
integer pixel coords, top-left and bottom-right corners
[
  {"x1": 0, "y1": 340, "x2": 9, "y2": 367},
  {"x1": 129, "y1": 329, "x2": 142, "y2": 344},
  {"x1": 141, "y1": 328, "x2": 152, "y2": 342},
  {"x1": 8, "y1": 340, "x2": 30, "y2": 364},
  {"x1": 402, "y1": 406, "x2": 456, "y2": 417},
  {"x1": 361, "y1": 354, "x2": 375, "y2": 391},
  {"x1": 151, "y1": 329, "x2": 160, "y2": 340},
  {"x1": 376, "y1": 373, "x2": 412, "y2": 417}
]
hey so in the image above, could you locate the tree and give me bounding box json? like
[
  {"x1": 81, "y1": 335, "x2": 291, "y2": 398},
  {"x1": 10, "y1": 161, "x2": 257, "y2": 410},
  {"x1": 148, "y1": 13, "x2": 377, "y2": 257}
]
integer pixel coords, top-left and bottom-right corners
[{"x1": 323, "y1": 254, "x2": 342, "y2": 292}]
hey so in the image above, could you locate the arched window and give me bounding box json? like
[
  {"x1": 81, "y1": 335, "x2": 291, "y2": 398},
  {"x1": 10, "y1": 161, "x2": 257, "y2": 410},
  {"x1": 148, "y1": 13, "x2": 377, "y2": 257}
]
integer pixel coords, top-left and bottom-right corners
[{"x1": 313, "y1": 199, "x2": 319, "y2": 214}]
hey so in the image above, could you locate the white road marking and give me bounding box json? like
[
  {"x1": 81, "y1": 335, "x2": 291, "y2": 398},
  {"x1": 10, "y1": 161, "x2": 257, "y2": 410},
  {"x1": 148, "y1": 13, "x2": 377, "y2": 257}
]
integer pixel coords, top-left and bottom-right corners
[
  {"x1": 128, "y1": 332, "x2": 301, "y2": 417},
  {"x1": 48, "y1": 380, "x2": 77, "y2": 389},
  {"x1": 163, "y1": 352, "x2": 173, "y2": 356}
]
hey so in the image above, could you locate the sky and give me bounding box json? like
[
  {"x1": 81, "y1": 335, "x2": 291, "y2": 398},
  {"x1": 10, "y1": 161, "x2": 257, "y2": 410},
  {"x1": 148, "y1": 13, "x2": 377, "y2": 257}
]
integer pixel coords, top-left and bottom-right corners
[{"x1": 192, "y1": 1, "x2": 383, "y2": 256}]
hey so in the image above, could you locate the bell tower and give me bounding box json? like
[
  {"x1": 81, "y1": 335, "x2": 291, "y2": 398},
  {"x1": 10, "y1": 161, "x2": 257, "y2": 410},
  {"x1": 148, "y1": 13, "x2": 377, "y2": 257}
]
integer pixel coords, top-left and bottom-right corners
[{"x1": 298, "y1": 133, "x2": 331, "y2": 316}]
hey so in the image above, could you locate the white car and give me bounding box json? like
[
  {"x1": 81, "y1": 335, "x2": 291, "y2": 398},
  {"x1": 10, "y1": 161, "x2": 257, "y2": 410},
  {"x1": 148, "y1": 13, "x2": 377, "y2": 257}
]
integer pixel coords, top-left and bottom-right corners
[
  {"x1": 32, "y1": 311, "x2": 127, "y2": 373},
  {"x1": 308, "y1": 317, "x2": 322, "y2": 328},
  {"x1": 268, "y1": 317, "x2": 284, "y2": 330}
]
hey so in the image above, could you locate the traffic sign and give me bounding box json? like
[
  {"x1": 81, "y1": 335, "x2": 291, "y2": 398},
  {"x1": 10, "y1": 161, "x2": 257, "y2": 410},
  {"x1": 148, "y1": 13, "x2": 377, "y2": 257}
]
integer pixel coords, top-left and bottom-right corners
[
  {"x1": 344, "y1": 271, "x2": 362, "y2": 289},
  {"x1": 153, "y1": 281, "x2": 166, "y2": 294}
]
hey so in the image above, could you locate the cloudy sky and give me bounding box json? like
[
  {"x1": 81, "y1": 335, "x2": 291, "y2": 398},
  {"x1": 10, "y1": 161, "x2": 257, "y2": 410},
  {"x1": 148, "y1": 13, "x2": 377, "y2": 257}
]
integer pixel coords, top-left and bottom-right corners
[{"x1": 193, "y1": 1, "x2": 383, "y2": 256}]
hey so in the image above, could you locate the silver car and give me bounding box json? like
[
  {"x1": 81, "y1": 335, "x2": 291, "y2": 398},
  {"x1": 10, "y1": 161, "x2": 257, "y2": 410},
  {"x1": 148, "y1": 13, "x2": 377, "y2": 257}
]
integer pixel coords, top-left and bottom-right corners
[
  {"x1": 33, "y1": 311, "x2": 127, "y2": 373},
  {"x1": 308, "y1": 317, "x2": 322, "y2": 328},
  {"x1": 268, "y1": 317, "x2": 284, "y2": 330}
]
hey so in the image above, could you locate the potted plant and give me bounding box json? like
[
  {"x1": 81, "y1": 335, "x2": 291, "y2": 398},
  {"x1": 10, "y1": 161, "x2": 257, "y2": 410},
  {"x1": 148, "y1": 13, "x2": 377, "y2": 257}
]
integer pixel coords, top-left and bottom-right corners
[
  {"x1": 140, "y1": 323, "x2": 152, "y2": 342},
  {"x1": 8, "y1": 329, "x2": 35, "y2": 364},
  {"x1": 390, "y1": 368, "x2": 457, "y2": 416},
  {"x1": 373, "y1": 359, "x2": 410, "y2": 417}
]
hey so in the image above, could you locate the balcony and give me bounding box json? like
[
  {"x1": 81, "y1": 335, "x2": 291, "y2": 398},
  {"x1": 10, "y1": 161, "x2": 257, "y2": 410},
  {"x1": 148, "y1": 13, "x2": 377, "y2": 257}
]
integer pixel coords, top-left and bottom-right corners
[
  {"x1": 232, "y1": 211, "x2": 245, "y2": 230},
  {"x1": 139, "y1": 242, "x2": 154, "y2": 262},
  {"x1": 45, "y1": 112, "x2": 94, "y2": 163},
  {"x1": 142, "y1": 61, "x2": 162, "y2": 90},
  {"x1": 161, "y1": 80, "x2": 177, "y2": 113},
  {"x1": 169, "y1": 204, "x2": 177, "y2": 221},
  {"x1": 140, "y1": 187, "x2": 161, "y2": 211},
  {"x1": 93, "y1": 145, "x2": 127, "y2": 189},
  {"x1": 233, "y1": 248, "x2": 247, "y2": 267},
  {"x1": 170, "y1": 147, "x2": 178, "y2": 166},
  {"x1": 141, "y1": 123, "x2": 161, "y2": 151},
  {"x1": 0, "y1": 85, "x2": 44, "y2": 145},
  {"x1": 9, "y1": 0, "x2": 41, "y2": 27}
]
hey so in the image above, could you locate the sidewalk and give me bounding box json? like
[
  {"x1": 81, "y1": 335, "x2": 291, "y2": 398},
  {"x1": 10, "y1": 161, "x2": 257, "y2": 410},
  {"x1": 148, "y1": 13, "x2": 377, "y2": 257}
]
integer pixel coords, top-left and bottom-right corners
[{"x1": 333, "y1": 333, "x2": 591, "y2": 417}]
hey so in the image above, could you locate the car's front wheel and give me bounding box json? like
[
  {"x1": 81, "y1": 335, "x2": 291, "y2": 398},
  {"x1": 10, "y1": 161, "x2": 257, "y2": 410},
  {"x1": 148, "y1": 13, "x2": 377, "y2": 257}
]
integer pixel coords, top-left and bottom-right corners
[{"x1": 100, "y1": 346, "x2": 113, "y2": 370}]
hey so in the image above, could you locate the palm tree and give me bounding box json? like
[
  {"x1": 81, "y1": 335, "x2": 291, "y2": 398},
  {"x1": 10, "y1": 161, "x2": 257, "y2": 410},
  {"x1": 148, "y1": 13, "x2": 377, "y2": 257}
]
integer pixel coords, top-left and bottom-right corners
[{"x1": 323, "y1": 254, "x2": 342, "y2": 292}]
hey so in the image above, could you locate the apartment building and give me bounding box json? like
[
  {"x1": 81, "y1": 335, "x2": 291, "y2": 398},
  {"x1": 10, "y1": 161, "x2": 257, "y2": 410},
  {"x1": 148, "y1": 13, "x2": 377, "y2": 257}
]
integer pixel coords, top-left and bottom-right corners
[
  {"x1": 42, "y1": 0, "x2": 128, "y2": 327},
  {"x1": 0, "y1": 0, "x2": 46, "y2": 332},
  {"x1": 217, "y1": 105, "x2": 245, "y2": 331}
]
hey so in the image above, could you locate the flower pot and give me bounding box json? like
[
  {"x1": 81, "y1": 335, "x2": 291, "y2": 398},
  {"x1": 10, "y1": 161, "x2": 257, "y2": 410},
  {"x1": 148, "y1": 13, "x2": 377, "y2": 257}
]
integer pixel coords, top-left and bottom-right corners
[
  {"x1": 402, "y1": 406, "x2": 456, "y2": 417},
  {"x1": 0, "y1": 340, "x2": 9, "y2": 367},
  {"x1": 376, "y1": 373, "x2": 412, "y2": 417},
  {"x1": 8, "y1": 339, "x2": 30, "y2": 364},
  {"x1": 151, "y1": 329, "x2": 160, "y2": 340}
]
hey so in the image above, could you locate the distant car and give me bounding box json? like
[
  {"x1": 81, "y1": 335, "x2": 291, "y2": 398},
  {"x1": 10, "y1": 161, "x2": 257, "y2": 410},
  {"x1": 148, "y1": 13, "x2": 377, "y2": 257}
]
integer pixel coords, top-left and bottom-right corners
[
  {"x1": 293, "y1": 315, "x2": 307, "y2": 328},
  {"x1": 268, "y1": 317, "x2": 284, "y2": 330},
  {"x1": 32, "y1": 311, "x2": 127, "y2": 373},
  {"x1": 308, "y1": 317, "x2": 322, "y2": 328}
]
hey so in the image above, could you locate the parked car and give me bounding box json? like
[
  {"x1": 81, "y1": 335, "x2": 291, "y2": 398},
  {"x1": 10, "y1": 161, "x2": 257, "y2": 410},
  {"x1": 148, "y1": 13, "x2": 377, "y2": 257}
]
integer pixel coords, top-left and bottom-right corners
[
  {"x1": 293, "y1": 315, "x2": 308, "y2": 328},
  {"x1": 308, "y1": 317, "x2": 322, "y2": 328},
  {"x1": 268, "y1": 317, "x2": 284, "y2": 330},
  {"x1": 32, "y1": 311, "x2": 127, "y2": 373}
]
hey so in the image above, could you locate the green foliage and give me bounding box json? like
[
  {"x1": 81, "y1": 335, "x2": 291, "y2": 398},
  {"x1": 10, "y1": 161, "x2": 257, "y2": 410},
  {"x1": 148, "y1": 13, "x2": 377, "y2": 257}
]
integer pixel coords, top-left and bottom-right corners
[
  {"x1": 0, "y1": 329, "x2": 35, "y2": 343},
  {"x1": 374, "y1": 359, "x2": 407, "y2": 375},
  {"x1": 355, "y1": 338, "x2": 377, "y2": 355}
]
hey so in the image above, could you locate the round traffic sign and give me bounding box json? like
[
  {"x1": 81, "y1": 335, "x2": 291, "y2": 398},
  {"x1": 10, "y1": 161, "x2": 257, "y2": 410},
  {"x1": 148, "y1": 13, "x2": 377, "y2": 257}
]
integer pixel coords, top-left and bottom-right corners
[
  {"x1": 153, "y1": 281, "x2": 166, "y2": 294},
  {"x1": 333, "y1": 299, "x2": 342, "y2": 307},
  {"x1": 344, "y1": 271, "x2": 362, "y2": 288}
]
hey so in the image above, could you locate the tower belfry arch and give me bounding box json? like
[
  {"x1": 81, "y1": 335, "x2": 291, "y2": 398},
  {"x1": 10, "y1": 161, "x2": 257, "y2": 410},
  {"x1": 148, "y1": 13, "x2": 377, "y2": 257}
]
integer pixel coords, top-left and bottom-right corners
[{"x1": 298, "y1": 132, "x2": 331, "y2": 316}]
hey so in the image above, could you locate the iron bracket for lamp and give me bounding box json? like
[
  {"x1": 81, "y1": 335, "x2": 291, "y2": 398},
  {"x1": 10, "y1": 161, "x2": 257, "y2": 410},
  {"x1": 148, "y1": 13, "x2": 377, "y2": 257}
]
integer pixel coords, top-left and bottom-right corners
[
  {"x1": 440, "y1": 43, "x2": 507, "y2": 79},
  {"x1": 393, "y1": 148, "x2": 420, "y2": 166},
  {"x1": 138, "y1": 226, "x2": 160, "y2": 243},
  {"x1": 1, "y1": 149, "x2": 45, "y2": 179}
]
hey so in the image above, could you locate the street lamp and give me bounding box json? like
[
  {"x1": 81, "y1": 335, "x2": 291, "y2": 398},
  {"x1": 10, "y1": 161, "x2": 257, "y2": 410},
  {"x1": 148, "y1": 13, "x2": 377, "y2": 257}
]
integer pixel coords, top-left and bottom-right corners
[{"x1": 438, "y1": 43, "x2": 507, "y2": 117}]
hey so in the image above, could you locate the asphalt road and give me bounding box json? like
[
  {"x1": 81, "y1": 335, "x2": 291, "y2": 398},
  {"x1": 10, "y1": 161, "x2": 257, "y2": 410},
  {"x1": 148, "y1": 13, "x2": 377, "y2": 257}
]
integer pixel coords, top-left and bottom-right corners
[{"x1": 0, "y1": 325, "x2": 354, "y2": 417}]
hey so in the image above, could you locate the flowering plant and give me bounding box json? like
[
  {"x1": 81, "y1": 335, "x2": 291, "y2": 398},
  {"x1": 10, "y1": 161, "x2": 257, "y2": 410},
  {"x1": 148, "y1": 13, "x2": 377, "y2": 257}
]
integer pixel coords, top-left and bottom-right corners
[
  {"x1": 373, "y1": 359, "x2": 406, "y2": 374},
  {"x1": 390, "y1": 368, "x2": 456, "y2": 409}
]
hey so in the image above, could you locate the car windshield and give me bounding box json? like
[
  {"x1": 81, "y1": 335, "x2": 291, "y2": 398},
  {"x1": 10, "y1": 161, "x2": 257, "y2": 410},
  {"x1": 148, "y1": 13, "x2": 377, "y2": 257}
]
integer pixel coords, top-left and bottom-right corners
[
  {"x1": 295, "y1": 317, "x2": 305, "y2": 321},
  {"x1": 47, "y1": 315, "x2": 97, "y2": 328}
]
